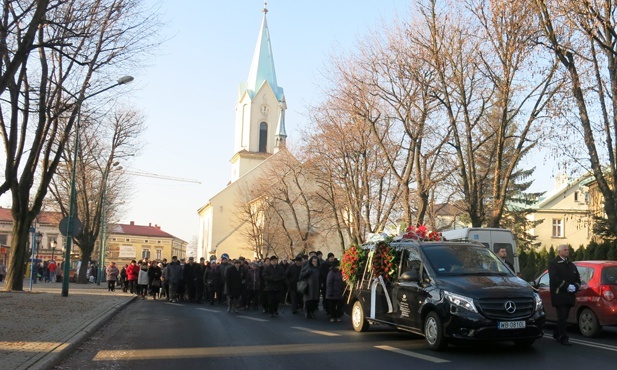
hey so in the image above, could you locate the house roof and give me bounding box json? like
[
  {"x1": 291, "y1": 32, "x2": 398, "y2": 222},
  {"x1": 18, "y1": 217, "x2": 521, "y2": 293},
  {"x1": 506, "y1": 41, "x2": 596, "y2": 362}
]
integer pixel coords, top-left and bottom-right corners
[
  {"x1": 0, "y1": 207, "x2": 63, "y2": 224},
  {"x1": 107, "y1": 222, "x2": 185, "y2": 242},
  {"x1": 533, "y1": 174, "x2": 593, "y2": 209}
]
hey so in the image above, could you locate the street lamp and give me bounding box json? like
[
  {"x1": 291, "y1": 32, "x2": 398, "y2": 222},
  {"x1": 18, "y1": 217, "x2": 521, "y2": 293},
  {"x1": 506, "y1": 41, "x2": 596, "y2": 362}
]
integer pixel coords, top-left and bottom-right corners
[
  {"x1": 61, "y1": 75, "x2": 134, "y2": 297},
  {"x1": 50, "y1": 240, "x2": 57, "y2": 261},
  {"x1": 97, "y1": 161, "x2": 122, "y2": 285}
]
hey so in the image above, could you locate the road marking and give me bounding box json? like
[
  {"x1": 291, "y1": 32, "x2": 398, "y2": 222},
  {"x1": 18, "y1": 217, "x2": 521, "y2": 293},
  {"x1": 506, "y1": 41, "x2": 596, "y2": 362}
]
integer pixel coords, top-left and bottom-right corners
[
  {"x1": 237, "y1": 315, "x2": 269, "y2": 322},
  {"x1": 291, "y1": 326, "x2": 341, "y2": 337},
  {"x1": 196, "y1": 308, "x2": 218, "y2": 313},
  {"x1": 375, "y1": 345, "x2": 450, "y2": 363},
  {"x1": 542, "y1": 335, "x2": 617, "y2": 352}
]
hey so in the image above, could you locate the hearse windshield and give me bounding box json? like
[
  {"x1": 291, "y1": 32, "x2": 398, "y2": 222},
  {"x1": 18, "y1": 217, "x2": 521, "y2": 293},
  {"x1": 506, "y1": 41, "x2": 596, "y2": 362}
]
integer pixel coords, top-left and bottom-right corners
[{"x1": 423, "y1": 244, "x2": 513, "y2": 276}]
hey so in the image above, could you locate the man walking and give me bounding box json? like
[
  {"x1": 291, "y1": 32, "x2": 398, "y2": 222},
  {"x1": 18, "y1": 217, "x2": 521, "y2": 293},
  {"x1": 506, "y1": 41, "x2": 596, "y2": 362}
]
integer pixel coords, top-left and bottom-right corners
[{"x1": 548, "y1": 244, "x2": 581, "y2": 346}]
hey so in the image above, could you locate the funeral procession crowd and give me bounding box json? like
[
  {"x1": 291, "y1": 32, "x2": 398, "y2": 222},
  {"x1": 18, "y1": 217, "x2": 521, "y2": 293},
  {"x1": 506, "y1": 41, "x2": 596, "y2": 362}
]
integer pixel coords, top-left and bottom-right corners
[{"x1": 101, "y1": 251, "x2": 345, "y2": 322}]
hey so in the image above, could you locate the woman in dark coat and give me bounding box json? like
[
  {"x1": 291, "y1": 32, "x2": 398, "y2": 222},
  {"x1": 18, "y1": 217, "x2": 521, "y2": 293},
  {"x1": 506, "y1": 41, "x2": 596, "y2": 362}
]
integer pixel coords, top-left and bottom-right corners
[
  {"x1": 300, "y1": 256, "x2": 321, "y2": 319},
  {"x1": 148, "y1": 262, "x2": 163, "y2": 299},
  {"x1": 225, "y1": 260, "x2": 243, "y2": 313},
  {"x1": 326, "y1": 260, "x2": 344, "y2": 322}
]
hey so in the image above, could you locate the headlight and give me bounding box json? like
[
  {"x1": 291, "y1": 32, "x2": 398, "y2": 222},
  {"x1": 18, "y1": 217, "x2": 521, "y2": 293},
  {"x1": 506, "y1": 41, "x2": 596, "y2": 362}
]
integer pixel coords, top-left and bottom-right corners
[
  {"x1": 444, "y1": 291, "x2": 477, "y2": 313},
  {"x1": 534, "y1": 292, "x2": 544, "y2": 312}
]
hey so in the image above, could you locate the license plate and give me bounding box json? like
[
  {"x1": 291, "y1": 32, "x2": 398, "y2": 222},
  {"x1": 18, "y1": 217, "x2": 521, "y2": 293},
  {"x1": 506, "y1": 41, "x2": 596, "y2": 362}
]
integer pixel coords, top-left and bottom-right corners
[{"x1": 498, "y1": 321, "x2": 526, "y2": 329}]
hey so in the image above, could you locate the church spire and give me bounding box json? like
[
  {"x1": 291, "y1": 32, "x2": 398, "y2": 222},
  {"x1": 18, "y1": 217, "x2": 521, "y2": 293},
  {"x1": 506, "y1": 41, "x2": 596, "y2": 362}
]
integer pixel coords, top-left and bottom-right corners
[{"x1": 245, "y1": 3, "x2": 282, "y2": 101}]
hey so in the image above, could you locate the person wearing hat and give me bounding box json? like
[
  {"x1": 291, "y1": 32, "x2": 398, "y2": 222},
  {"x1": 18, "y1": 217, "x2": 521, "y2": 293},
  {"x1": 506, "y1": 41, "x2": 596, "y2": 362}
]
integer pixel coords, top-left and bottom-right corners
[
  {"x1": 262, "y1": 255, "x2": 285, "y2": 317},
  {"x1": 105, "y1": 262, "x2": 120, "y2": 292},
  {"x1": 225, "y1": 259, "x2": 244, "y2": 313},
  {"x1": 183, "y1": 257, "x2": 197, "y2": 302},
  {"x1": 285, "y1": 256, "x2": 304, "y2": 314}
]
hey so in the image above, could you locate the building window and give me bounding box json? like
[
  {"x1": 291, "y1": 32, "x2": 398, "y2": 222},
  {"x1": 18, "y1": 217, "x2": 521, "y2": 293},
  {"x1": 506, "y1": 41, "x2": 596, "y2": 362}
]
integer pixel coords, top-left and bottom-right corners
[
  {"x1": 574, "y1": 191, "x2": 579, "y2": 202},
  {"x1": 142, "y1": 249, "x2": 150, "y2": 259},
  {"x1": 157, "y1": 240, "x2": 161, "y2": 244},
  {"x1": 156, "y1": 249, "x2": 162, "y2": 260},
  {"x1": 0, "y1": 233, "x2": 9, "y2": 245},
  {"x1": 259, "y1": 122, "x2": 267, "y2": 152},
  {"x1": 552, "y1": 219, "x2": 564, "y2": 238},
  {"x1": 144, "y1": 240, "x2": 148, "y2": 243},
  {"x1": 125, "y1": 238, "x2": 130, "y2": 242}
]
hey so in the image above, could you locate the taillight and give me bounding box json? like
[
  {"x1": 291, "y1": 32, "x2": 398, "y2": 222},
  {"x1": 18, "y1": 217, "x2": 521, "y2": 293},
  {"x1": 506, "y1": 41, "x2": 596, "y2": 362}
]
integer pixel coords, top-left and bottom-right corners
[{"x1": 600, "y1": 285, "x2": 615, "y2": 301}]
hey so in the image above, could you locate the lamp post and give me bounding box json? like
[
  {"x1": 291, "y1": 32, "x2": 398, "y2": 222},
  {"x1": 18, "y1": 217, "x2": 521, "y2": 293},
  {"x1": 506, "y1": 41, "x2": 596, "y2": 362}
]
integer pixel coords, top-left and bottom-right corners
[
  {"x1": 29, "y1": 226, "x2": 36, "y2": 291},
  {"x1": 97, "y1": 162, "x2": 122, "y2": 285},
  {"x1": 61, "y1": 75, "x2": 134, "y2": 297}
]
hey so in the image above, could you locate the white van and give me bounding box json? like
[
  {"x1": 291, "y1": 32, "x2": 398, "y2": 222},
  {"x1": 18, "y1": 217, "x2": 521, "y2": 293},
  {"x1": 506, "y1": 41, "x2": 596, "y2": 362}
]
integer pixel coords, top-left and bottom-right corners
[{"x1": 440, "y1": 228, "x2": 519, "y2": 274}]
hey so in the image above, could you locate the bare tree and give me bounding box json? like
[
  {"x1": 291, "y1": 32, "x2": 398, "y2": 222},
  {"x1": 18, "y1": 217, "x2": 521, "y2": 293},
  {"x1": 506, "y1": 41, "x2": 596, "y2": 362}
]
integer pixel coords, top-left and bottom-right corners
[
  {"x1": 411, "y1": 0, "x2": 560, "y2": 227},
  {"x1": 533, "y1": 0, "x2": 617, "y2": 237},
  {"x1": 1, "y1": 0, "x2": 159, "y2": 291},
  {"x1": 304, "y1": 91, "x2": 402, "y2": 245},
  {"x1": 49, "y1": 106, "x2": 144, "y2": 283}
]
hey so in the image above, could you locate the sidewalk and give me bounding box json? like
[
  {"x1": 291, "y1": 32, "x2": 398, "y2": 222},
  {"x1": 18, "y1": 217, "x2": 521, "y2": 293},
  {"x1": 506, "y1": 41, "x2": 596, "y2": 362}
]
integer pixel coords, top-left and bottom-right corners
[{"x1": 0, "y1": 280, "x2": 136, "y2": 370}]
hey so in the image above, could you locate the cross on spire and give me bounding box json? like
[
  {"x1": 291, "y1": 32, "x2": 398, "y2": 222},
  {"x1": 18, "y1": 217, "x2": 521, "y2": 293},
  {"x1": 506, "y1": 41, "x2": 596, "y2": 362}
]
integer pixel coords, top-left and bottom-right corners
[{"x1": 263, "y1": 2, "x2": 268, "y2": 14}]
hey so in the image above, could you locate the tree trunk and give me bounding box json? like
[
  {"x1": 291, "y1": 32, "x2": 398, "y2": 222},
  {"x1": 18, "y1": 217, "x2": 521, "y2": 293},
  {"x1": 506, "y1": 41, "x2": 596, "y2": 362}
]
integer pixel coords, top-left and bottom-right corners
[{"x1": 4, "y1": 218, "x2": 34, "y2": 291}]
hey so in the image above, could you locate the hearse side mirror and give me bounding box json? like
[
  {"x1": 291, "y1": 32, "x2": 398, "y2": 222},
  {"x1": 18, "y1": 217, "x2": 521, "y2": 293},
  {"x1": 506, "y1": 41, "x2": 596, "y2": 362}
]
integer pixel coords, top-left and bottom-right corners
[{"x1": 400, "y1": 269, "x2": 420, "y2": 282}]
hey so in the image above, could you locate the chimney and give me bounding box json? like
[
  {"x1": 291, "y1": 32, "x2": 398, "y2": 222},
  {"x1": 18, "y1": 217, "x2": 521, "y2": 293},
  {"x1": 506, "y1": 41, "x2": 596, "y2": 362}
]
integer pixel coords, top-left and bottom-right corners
[
  {"x1": 155, "y1": 224, "x2": 161, "y2": 230},
  {"x1": 149, "y1": 223, "x2": 152, "y2": 227},
  {"x1": 130, "y1": 221, "x2": 135, "y2": 226}
]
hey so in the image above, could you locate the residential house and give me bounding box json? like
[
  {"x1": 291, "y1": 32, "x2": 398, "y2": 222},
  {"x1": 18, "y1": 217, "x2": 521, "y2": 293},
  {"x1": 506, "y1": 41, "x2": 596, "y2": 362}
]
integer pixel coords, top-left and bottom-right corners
[{"x1": 526, "y1": 174, "x2": 592, "y2": 250}]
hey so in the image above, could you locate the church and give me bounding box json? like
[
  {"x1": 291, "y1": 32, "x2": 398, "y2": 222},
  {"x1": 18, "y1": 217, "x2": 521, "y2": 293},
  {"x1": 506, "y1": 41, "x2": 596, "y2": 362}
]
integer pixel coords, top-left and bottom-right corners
[{"x1": 197, "y1": 7, "x2": 344, "y2": 261}]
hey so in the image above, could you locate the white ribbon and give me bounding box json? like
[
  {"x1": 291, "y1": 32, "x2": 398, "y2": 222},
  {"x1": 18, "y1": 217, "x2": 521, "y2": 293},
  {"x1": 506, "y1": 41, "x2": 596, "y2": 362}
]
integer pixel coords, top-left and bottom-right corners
[{"x1": 370, "y1": 275, "x2": 394, "y2": 318}]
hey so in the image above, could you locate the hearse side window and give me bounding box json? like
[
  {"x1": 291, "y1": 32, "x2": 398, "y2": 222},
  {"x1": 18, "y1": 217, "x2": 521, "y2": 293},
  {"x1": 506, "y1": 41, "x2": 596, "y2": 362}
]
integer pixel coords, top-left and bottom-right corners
[{"x1": 400, "y1": 247, "x2": 422, "y2": 277}]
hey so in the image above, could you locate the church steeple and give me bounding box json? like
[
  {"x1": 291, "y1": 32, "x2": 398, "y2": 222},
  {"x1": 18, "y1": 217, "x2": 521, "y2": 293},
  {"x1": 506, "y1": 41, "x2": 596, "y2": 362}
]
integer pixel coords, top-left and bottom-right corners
[
  {"x1": 244, "y1": 3, "x2": 283, "y2": 101},
  {"x1": 230, "y1": 4, "x2": 288, "y2": 182}
]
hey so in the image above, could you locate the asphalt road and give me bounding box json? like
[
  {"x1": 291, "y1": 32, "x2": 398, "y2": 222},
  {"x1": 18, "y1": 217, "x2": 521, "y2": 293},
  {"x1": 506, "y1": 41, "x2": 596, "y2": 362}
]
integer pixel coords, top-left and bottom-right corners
[{"x1": 55, "y1": 299, "x2": 617, "y2": 370}]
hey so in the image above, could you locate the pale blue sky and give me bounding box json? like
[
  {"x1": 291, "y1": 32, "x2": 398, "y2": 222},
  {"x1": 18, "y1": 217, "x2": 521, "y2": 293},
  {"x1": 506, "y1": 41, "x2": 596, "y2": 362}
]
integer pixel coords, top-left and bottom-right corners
[
  {"x1": 121, "y1": 0, "x2": 409, "y2": 242},
  {"x1": 116, "y1": 0, "x2": 555, "y2": 243}
]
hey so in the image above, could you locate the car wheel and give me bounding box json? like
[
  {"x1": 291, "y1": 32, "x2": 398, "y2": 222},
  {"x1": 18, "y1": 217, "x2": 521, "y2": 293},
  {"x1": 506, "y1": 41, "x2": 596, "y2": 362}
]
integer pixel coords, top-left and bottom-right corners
[
  {"x1": 424, "y1": 311, "x2": 448, "y2": 351},
  {"x1": 351, "y1": 301, "x2": 369, "y2": 332},
  {"x1": 578, "y1": 308, "x2": 602, "y2": 337}
]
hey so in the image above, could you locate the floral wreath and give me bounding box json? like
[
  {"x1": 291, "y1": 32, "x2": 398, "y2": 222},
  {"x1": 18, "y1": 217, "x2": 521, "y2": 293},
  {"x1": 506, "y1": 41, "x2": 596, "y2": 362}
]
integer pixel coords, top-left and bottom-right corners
[
  {"x1": 372, "y1": 241, "x2": 399, "y2": 281},
  {"x1": 341, "y1": 244, "x2": 366, "y2": 284},
  {"x1": 402, "y1": 224, "x2": 443, "y2": 241}
]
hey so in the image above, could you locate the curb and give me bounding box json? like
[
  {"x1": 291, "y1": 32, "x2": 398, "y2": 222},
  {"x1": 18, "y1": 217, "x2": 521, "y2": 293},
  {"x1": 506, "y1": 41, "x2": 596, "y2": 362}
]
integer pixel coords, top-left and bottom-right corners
[{"x1": 18, "y1": 295, "x2": 137, "y2": 370}]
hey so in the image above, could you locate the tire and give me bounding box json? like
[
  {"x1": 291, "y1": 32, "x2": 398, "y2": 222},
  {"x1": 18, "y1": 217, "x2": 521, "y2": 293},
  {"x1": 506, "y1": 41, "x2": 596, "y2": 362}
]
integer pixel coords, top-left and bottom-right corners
[
  {"x1": 351, "y1": 301, "x2": 369, "y2": 332},
  {"x1": 513, "y1": 339, "x2": 535, "y2": 348},
  {"x1": 424, "y1": 311, "x2": 448, "y2": 351},
  {"x1": 578, "y1": 308, "x2": 602, "y2": 337}
]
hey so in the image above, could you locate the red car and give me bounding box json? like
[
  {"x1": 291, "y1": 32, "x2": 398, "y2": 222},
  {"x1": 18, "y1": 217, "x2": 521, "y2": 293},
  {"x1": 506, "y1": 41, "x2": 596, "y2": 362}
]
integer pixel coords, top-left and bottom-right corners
[{"x1": 533, "y1": 260, "x2": 617, "y2": 337}]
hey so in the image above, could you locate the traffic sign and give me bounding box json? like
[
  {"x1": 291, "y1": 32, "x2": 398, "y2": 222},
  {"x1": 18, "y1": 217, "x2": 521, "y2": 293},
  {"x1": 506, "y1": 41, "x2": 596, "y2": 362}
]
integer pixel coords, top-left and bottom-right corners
[{"x1": 59, "y1": 217, "x2": 83, "y2": 237}]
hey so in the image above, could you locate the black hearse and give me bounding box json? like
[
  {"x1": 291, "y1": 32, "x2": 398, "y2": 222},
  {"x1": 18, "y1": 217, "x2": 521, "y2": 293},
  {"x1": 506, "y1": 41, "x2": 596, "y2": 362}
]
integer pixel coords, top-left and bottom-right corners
[{"x1": 347, "y1": 240, "x2": 545, "y2": 350}]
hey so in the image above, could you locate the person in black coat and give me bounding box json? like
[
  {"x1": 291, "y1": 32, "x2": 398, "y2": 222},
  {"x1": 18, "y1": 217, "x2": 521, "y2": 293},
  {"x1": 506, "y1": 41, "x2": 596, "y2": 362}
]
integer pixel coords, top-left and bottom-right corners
[
  {"x1": 326, "y1": 260, "x2": 344, "y2": 322},
  {"x1": 263, "y1": 256, "x2": 286, "y2": 317},
  {"x1": 548, "y1": 244, "x2": 581, "y2": 346},
  {"x1": 300, "y1": 256, "x2": 321, "y2": 319},
  {"x1": 285, "y1": 257, "x2": 304, "y2": 314},
  {"x1": 205, "y1": 262, "x2": 222, "y2": 305},
  {"x1": 225, "y1": 260, "x2": 243, "y2": 313}
]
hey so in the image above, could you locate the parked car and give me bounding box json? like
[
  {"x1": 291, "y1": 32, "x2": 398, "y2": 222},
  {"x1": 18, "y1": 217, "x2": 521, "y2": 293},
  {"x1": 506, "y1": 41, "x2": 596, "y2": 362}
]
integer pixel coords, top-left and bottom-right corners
[
  {"x1": 346, "y1": 240, "x2": 545, "y2": 350},
  {"x1": 532, "y1": 260, "x2": 617, "y2": 337}
]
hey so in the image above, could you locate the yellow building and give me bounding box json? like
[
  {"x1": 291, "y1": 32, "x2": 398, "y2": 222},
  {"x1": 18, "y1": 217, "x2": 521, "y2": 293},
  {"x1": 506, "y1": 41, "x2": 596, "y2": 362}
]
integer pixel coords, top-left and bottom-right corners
[
  {"x1": 104, "y1": 221, "x2": 187, "y2": 267},
  {"x1": 527, "y1": 174, "x2": 592, "y2": 250}
]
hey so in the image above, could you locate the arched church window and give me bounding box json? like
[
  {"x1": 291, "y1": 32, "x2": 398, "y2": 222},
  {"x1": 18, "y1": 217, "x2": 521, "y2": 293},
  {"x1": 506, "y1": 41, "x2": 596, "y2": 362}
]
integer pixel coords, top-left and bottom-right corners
[{"x1": 259, "y1": 122, "x2": 268, "y2": 152}]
